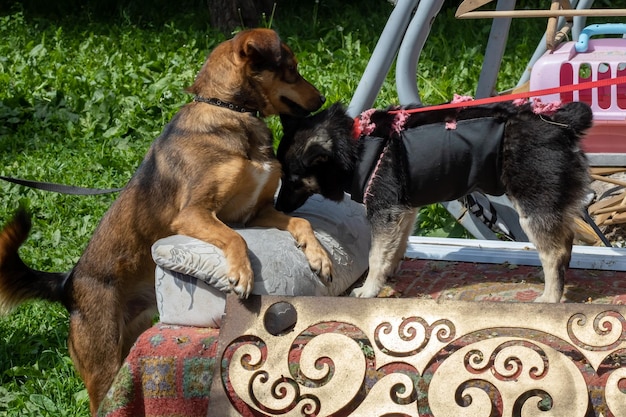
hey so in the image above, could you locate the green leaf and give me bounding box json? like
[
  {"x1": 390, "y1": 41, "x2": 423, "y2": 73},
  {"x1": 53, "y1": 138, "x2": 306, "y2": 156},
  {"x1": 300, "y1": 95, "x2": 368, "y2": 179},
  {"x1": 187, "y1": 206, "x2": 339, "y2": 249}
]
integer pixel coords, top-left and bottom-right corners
[
  {"x1": 28, "y1": 43, "x2": 46, "y2": 58},
  {"x1": 28, "y1": 394, "x2": 57, "y2": 412}
]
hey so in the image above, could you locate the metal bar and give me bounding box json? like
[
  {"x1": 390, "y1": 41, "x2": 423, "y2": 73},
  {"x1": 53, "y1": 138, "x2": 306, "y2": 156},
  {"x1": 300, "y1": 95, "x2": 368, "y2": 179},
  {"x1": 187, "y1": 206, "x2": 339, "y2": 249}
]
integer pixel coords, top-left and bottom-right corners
[
  {"x1": 475, "y1": 0, "x2": 515, "y2": 98},
  {"x1": 396, "y1": 0, "x2": 444, "y2": 105},
  {"x1": 346, "y1": 0, "x2": 419, "y2": 117}
]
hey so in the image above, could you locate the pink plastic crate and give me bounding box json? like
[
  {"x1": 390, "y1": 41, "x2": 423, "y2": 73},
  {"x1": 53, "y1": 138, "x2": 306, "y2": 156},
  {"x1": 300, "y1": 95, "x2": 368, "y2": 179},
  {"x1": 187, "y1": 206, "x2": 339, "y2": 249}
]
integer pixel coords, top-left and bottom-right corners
[{"x1": 530, "y1": 38, "x2": 626, "y2": 154}]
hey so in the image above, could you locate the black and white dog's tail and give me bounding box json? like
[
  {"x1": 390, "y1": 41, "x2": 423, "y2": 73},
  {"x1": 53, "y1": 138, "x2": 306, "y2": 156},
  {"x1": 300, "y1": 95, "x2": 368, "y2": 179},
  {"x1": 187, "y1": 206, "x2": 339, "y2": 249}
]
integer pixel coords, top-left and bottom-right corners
[{"x1": 552, "y1": 101, "x2": 594, "y2": 138}]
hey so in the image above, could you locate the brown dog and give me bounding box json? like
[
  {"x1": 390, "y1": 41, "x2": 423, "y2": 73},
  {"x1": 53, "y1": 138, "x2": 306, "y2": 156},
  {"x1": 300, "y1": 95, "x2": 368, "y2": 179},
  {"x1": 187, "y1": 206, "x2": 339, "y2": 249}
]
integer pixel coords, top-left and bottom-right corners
[{"x1": 0, "y1": 28, "x2": 330, "y2": 414}]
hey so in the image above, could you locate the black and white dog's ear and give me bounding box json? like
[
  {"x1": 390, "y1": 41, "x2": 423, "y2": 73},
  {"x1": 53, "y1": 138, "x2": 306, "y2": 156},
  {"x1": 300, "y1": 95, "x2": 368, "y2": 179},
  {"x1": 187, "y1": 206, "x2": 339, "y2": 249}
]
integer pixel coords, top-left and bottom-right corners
[
  {"x1": 302, "y1": 131, "x2": 333, "y2": 166},
  {"x1": 280, "y1": 113, "x2": 300, "y2": 137},
  {"x1": 326, "y1": 102, "x2": 354, "y2": 137},
  {"x1": 326, "y1": 102, "x2": 349, "y2": 117},
  {"x1": 303, "y1": 148, "x2": 330, "y2": 167}
]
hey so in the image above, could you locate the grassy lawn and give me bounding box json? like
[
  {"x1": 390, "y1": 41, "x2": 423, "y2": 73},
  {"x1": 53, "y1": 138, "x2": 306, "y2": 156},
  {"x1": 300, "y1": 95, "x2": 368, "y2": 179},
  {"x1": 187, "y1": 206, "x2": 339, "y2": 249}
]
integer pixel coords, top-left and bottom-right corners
[{"x1": 0, "y1": 0, "x2": 600, "y2": 414}]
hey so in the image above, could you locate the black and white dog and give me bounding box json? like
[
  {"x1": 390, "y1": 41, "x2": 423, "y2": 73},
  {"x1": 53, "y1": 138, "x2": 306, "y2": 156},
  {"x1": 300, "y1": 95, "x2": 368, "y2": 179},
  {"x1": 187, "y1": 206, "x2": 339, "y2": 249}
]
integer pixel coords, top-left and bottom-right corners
[{"x1": 276, "y1": 101, "x2": 593, "y2": 302}]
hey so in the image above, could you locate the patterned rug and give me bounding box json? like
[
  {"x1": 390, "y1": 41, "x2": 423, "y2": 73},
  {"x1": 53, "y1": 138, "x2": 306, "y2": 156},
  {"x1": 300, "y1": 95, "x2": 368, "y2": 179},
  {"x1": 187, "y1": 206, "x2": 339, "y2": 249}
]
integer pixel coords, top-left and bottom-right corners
[
  {"x1": 98, "y1": 325, "x2": 219, "y2": 417},
  {"x1": 385, "y1": 258, "x2": 626, "y2": 304}
]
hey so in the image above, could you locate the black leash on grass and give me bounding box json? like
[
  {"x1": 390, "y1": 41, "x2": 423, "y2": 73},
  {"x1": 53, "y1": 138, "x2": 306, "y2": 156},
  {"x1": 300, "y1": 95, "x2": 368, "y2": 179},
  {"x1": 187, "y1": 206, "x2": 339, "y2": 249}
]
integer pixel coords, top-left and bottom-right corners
[
  {"x1": 0, "y1": 175, "x2": 123, "y2": 195},
  {"x1": 1, "y1": 175, "x2": 613, "y2": 247}
]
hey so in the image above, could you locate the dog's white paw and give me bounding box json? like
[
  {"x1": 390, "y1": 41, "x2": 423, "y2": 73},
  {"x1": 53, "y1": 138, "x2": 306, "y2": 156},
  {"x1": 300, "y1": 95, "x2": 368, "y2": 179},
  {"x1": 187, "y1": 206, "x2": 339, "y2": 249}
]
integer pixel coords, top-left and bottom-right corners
[
  {"x1": 350, "y1": 285, "x2": 379, "y2": 298},
  {"x1": 533, "y1": 293, "x2": 561, "y2": 303},
  {"x1": 533, "y1": 286, "x2": 563, "y2": 303},
  {"x1": 227, "y1": 263, "x2": 254, "y2": 299}
]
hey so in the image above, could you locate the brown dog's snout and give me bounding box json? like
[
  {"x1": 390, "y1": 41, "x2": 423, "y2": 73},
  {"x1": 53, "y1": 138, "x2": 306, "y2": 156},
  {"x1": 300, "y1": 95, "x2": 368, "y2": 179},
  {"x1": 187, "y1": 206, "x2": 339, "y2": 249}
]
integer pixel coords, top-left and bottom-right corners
[
  {"x1": 298, "y1": 83, "x2": 325, "y2": 114},
  {"x1": 306, "y1": 93, "x2": 326, "y2": 113}
]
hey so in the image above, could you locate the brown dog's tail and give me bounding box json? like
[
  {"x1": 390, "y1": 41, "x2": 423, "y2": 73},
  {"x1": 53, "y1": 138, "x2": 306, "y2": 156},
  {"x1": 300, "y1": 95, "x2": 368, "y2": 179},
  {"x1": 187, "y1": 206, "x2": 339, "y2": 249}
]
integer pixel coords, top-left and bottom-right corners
[{"x1": 0, "y1": 208, "x2": 69, "y2": 314}]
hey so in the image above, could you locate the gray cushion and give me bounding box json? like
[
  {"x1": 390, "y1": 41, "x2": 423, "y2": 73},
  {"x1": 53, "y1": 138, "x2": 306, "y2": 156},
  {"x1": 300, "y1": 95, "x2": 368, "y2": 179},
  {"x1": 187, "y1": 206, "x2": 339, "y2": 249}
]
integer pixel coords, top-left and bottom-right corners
[{"x1": 153, "y1": 194, "x2": 370, "y2": 327}]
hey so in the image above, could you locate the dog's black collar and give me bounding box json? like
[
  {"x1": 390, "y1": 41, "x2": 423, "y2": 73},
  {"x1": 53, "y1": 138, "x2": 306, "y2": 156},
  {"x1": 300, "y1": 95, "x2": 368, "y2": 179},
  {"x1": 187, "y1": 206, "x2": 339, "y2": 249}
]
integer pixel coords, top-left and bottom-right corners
[{"x1": 194, "y1": 96, "x2": 259, "y2": 116}]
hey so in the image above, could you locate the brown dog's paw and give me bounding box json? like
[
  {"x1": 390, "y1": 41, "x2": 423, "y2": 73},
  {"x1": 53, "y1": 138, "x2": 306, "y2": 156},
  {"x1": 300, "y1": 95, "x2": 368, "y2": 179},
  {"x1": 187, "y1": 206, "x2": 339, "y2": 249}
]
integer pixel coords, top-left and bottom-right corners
[
  {"x1": 302, "y1": 241, "x2": 333, "y2": 285},
  {"x1": 227, "y1": 260, "x2": 254, "y2": 298}
]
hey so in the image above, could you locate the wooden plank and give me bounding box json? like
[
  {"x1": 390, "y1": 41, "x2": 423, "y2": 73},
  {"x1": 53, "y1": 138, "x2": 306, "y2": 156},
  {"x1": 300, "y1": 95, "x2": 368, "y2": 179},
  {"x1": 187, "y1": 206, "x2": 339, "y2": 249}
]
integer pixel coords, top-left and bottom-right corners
[
  {"x1": 590, "y1": 167, "x2": 626, "y2": 176},
  {"x1": 574, "y1": 217, "x2": 600, "y2": 245},
  {"x1": 592, "y1": 203, "x2": 626, "y2": 215},
  {"x1": 605, "y1": 211, "x2": 626, "y2": 225},
  {"x1": 591, "y1": 174, "x2": 626, "y2": 188},
  {"x1": 596, "y1": 212, "x2": 613, "y2": 225},
  {"x1": 457, "y1": 9, "x2": 626, "y2": 19},
  {"x1": 455, "y1": 0, "x2": 494, "y2": 17},
  {"x1": 588, "y1": 193, "x2": 626, "y2": 213}
]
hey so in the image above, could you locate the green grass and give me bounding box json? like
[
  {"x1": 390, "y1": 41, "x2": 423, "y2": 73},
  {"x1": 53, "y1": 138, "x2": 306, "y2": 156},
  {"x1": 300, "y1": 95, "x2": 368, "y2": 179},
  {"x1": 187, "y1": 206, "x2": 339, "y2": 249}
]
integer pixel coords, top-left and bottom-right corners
[
  {"x1": 0, "y1": 0, "x2": 601, "y2": 414},
  {"x1": 0, "y1": 303, "x2": 88, "y2": 415}
]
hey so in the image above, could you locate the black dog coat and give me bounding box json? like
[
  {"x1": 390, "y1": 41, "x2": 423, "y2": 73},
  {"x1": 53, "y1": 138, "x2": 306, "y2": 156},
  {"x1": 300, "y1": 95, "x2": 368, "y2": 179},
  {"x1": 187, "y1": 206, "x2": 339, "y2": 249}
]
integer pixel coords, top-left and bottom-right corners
[{"x1": 351, "y1": 117, "x2": 506, "y2": 206}]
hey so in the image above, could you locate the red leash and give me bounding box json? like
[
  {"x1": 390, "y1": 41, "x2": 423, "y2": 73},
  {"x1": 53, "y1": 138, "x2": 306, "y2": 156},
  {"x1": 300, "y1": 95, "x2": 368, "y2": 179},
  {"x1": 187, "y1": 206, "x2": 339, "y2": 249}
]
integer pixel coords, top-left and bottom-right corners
[
  {"x1": 387, "y1": 74, "x2": 626, "y2": 115},
  {"x1": 352, "y1": 75, "x2": 626, "y2": 138}
]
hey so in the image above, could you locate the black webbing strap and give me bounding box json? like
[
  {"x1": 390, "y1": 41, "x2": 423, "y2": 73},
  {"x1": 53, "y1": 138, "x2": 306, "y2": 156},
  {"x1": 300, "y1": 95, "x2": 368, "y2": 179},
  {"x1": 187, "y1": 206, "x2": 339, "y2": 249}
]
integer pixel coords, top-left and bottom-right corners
[{"x1": 0, "y1": 176, "x2": 123, "y2": 195}]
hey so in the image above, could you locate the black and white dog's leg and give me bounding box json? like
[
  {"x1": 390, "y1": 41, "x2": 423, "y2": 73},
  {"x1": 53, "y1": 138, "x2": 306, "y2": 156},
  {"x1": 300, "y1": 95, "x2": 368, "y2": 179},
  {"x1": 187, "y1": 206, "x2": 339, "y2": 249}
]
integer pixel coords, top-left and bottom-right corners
[
  {"x1": 515, "y1": 205, "x2": 574, "y2": 303},
  {"x1": 351, "y1": 206, "x2": 419, "y2": 298}
]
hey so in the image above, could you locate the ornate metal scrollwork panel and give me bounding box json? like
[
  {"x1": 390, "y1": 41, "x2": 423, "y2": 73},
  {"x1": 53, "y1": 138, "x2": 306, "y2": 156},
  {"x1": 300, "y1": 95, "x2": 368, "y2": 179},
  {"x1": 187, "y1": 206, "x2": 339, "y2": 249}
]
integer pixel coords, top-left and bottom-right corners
[{"x1": 209, "y1": 295, "x2": 626, "y2": 416}]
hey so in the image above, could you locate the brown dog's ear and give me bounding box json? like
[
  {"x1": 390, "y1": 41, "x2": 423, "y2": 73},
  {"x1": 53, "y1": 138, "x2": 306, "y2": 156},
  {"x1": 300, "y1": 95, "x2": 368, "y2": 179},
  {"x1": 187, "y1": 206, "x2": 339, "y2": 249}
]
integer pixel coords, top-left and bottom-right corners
[{"x1": 237, "y1": 29, "x2": 282, "y2": 68}]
